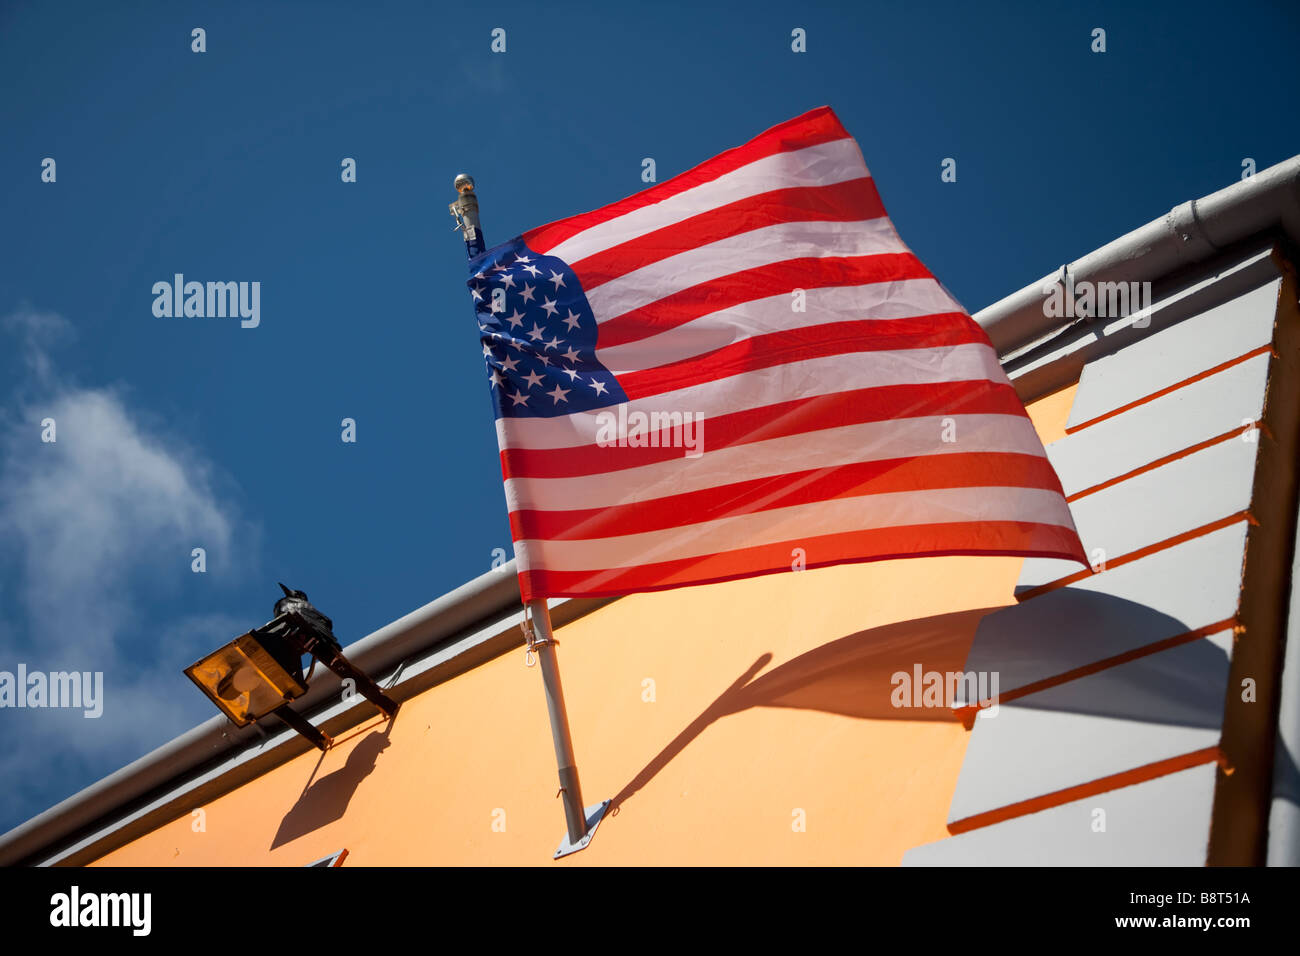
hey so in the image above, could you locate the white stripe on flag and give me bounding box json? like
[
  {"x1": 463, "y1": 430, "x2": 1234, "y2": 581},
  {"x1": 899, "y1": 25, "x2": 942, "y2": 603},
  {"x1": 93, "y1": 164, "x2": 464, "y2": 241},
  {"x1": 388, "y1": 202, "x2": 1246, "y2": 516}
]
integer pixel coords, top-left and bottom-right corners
[
  {"x1": 598, "y1": 278, "x2": 965, "y2": 372},
  {"x1": 513, "y1": 486, "x2": 1078, "y2": 572},
  {"x1": 545, "y1": 138, "x2": 868, "y2": 264},
  {"x1": 496, "y1": 343, "x2": 1007, "y2": 451},
  {"x1": 584, "y1": 217, "x2": 905, "y2": 321},
  {"x1": 503, "y1": 413, "x2": 1044, "y2": 512}
]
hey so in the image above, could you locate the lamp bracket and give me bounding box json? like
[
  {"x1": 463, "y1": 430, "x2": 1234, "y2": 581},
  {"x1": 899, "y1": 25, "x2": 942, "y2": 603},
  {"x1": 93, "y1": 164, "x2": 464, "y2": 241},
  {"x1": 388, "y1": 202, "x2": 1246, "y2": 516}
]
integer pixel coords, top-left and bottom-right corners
[{"x1": 246, "y1": 612, "x2": 400, "y2": 751}]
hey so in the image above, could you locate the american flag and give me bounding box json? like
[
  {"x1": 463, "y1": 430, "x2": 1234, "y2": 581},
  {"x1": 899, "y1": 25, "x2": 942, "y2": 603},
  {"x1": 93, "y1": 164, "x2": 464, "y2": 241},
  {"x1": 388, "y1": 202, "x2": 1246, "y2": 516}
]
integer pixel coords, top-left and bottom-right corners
[{"x1": 469, "y1": 106, "x2": 1086, "y2": 602}]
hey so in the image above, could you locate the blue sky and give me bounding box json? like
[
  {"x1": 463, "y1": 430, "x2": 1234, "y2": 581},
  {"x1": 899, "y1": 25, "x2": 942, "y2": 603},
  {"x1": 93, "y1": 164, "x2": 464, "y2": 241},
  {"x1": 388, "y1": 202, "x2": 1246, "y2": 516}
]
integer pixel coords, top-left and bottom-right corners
[{"x1": 1, "y1": 0, "x2": 1296, "y2": 835}]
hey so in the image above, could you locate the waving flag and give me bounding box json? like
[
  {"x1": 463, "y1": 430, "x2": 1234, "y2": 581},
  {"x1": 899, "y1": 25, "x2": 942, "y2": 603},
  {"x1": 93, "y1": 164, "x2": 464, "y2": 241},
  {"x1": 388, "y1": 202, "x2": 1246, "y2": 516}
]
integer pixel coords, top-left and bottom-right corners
[{"x1": 469, "y1": 106, "x2": 1086, "y2": 602}]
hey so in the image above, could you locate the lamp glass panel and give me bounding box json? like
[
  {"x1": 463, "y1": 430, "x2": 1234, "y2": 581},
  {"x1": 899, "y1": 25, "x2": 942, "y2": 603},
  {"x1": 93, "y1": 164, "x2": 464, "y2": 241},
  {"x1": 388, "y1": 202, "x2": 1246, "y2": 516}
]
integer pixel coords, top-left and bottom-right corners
[{"x1": 185, "y1": 633, "x2": 307, "y2": 726}]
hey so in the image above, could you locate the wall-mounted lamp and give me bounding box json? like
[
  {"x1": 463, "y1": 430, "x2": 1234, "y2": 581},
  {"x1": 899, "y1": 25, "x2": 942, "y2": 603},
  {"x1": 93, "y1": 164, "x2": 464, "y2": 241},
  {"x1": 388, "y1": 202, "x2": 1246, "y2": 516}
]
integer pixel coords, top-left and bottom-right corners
[{"x1": 185, "y1": 584, "x2": 398, "y2": 751}]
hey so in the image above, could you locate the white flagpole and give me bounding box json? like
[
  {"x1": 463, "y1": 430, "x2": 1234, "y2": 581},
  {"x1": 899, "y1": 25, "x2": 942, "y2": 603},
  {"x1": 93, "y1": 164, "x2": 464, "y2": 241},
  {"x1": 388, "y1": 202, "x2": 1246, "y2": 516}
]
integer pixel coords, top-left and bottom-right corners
[
  {"x1": 525, "y1": 599, "x2": 609, "y2": 856},
  {"x1": 452, "y1": 174, "x2": 609, "y2": 858}
]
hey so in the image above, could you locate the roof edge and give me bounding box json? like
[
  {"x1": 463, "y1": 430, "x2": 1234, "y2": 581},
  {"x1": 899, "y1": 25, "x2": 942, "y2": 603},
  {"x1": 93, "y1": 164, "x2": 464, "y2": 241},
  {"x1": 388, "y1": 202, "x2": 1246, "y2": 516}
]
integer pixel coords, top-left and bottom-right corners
[{"x1": 975, "y1": 155, "x2": 1300, "y2": 355}]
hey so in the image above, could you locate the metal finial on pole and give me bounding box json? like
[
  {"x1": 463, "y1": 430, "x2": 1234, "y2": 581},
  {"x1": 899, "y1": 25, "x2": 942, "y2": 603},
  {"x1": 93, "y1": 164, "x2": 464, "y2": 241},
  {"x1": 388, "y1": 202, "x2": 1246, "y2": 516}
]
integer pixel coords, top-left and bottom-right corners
[
  {"x1": 454, "y1": 174, "x2": 609, "y2": 857},
  {"x1": 450, "y1": 173, "x2": 485, "y2": 257}
]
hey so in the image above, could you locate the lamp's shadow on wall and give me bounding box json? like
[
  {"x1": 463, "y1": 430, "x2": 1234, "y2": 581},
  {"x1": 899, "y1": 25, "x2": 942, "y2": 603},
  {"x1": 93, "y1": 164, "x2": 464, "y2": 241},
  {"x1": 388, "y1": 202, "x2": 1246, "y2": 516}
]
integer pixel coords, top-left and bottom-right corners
[{"x1": 271, "y1": 720, "x2": 394, "y2": 850}]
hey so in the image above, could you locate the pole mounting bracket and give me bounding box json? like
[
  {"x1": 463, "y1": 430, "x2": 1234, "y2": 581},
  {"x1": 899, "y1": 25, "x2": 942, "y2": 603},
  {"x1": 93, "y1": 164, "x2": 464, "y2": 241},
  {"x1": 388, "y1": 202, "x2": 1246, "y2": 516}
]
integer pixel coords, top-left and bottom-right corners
[{"x1": 554, "y1": 800, "x2": 611, "y2": 859}]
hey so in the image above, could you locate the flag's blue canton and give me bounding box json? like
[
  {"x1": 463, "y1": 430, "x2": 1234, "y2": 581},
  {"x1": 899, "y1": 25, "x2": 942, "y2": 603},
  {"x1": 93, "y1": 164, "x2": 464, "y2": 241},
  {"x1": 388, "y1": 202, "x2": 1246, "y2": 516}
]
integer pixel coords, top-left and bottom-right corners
[{"x1": 468, "y1": 237, "x2": 627, "y2": 420}]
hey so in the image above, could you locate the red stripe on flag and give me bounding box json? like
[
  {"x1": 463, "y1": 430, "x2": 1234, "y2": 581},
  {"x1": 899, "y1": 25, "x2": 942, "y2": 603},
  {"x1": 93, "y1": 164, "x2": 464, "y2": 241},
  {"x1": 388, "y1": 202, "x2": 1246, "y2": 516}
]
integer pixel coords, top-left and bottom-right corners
[
  {"x1": 618, "y1": 314, "x2": 988, "y2": 400},
  {"x1": 510, "y1": 453, "x2": 1068, "y2": 541},
  {"x1": 500, "y1": 380, "x2": 1029, "y2": 480},
  {"x1": 572, "y1": 179, "x2": 886, "y2": 290},
  {"x1": 522, "y1": 107, "x2": 850, "y2": 254},
  {"x1": 516, "y1": 520, "x2": 1088, "y2": 602},
  {"x1": 594, "y1": 253, "x2": 932, "y2": 349}
]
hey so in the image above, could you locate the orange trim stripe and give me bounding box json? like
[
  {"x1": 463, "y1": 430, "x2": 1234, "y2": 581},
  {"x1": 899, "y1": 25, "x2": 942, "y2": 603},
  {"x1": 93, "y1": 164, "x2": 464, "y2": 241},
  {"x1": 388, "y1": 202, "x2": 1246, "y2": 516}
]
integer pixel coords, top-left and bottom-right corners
[
  {"x1": 1068, "y1": 423, "x2": 1262, "y2": 501},
  {"x1": 947, "y1": 746, "x2": 1223, "y2": 835},
  {"x1": 1065, "y1": 345, "x2": 1275, "y2": 434},
  {"x1": 953, "y1": 620, "x2": 1238, "y2": 725},
  {"x1": 1015, "y1": 512, "x2": 1254, "y2": 601}
]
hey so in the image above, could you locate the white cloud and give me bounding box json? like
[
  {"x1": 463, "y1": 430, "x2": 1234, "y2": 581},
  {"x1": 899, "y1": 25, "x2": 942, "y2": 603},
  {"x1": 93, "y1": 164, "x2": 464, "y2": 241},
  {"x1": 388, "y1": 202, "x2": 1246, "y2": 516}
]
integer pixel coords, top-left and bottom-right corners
[
  {"x1": 2, "y1": 387, "x2": 240, "y2": 655},
  {"x1": 0, "y1": 308, "x2": 258, "y2": 831}
]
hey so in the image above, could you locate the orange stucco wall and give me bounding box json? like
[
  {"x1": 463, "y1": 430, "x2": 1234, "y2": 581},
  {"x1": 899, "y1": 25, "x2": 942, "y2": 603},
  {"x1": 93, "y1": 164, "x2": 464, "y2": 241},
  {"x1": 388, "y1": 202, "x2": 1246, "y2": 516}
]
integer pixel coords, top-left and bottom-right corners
[{"x1": 92, "y1": 386, "x2": 1078, "y2": 866}]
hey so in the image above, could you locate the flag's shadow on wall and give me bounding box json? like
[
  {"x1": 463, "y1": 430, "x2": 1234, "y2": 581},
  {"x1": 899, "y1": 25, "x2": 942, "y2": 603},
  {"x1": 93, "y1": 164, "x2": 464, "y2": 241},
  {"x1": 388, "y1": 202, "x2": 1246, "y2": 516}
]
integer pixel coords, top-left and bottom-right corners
[{"x1": 608, "y1": 591, "x2": 1232, "y2": 816}]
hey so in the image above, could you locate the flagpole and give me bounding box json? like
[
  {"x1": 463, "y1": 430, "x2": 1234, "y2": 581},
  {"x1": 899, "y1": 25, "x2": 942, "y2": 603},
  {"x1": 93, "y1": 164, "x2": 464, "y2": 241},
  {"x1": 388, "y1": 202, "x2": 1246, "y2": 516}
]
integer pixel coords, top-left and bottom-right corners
[
  {"x1": 527, "y1": 598, "x2": 609, "y2": 856},
  {"x1": 451, "y1": 174, "x2": 609, "y2": 858}
]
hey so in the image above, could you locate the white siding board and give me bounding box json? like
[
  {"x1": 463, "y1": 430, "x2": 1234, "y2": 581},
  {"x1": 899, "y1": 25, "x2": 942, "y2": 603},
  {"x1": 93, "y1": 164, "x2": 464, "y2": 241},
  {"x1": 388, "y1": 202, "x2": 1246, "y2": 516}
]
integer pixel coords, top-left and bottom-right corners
[
  {"x1": 1046, "y1": 351, "x2": 1270, "y2": 497},
  {"x1": 1019, "y1": 437, "x2": 1258, "y2": 589},
  {"x1": 947, "y1": 639, "x2": 1231, "y2": 826},
  {"x1": 906, "y1": 763, "x2": 1215, "y2": 866},
  {"x1": 1065, "y1": 279, "x2": 1279, "y2": 429},
  {"x1": 969, "y1": 522, "x2": 1246, "y2": 695}
]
